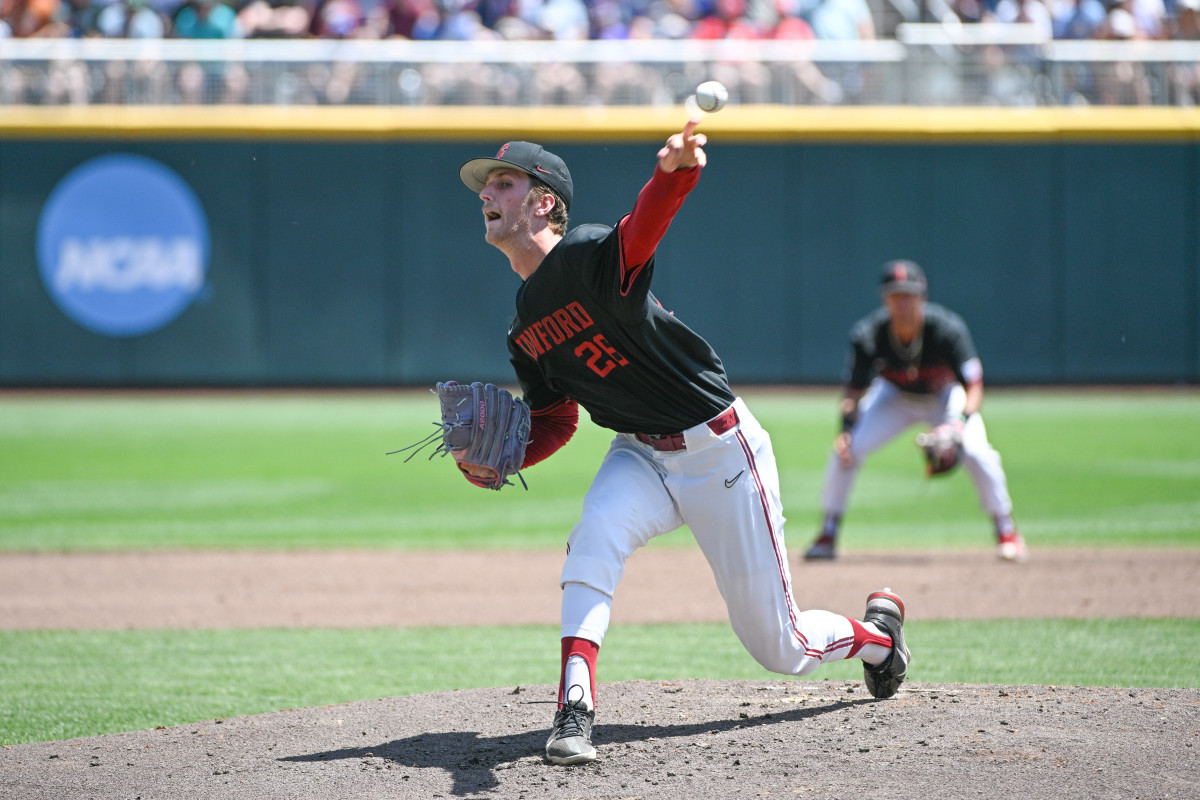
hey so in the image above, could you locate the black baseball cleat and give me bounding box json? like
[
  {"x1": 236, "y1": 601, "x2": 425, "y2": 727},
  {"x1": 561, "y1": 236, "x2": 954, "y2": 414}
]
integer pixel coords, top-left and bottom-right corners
[
  {"x1": 862, "y1": 588, "x2": 910, "y2": 699},
  {"x1": 803, "y1": 534, "x2": 837, "y2": 561},
  {"x1": 545, "y1": 687, "x2": 596, "y2": 765}
]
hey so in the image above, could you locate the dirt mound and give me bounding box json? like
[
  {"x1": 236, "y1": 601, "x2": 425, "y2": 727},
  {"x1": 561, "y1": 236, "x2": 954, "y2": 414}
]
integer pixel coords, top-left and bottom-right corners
[
  {"x1": 3, "y1": 680, "x2": 1196, "y2": 799},
  {"x1": 4, "y1": 547, "x2": 1198, "y2": 799}
]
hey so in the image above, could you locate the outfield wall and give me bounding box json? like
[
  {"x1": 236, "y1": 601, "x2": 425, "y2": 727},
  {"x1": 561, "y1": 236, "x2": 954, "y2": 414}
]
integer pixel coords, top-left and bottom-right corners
[{"x1": 2, "y1": 107, "x2": 1198, "y2": 387}]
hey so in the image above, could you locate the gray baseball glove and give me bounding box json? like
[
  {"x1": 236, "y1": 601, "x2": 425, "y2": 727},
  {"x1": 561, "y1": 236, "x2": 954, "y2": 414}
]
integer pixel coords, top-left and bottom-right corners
[
  {"x1": 915, "y1": 422, "x2": 963, "y2": 477},
  {"x1": 391, "y1": 381, "x2": 531, "y2": 490}
]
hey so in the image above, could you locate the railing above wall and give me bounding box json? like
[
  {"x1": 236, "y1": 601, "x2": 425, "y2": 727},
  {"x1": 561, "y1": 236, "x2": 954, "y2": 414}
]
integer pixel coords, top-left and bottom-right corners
[{"x1": 2, "y1": 30, "x2": 1200, "y2": 107}]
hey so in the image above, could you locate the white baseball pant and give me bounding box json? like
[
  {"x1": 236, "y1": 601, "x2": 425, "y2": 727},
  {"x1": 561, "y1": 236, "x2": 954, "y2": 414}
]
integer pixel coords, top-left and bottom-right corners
[
  {"x1": 822, "y1": 378, "x2": 1014, "y2": 518},
  {"x1": 560, "y1": 397, "x2": 856, "y2": 676}
]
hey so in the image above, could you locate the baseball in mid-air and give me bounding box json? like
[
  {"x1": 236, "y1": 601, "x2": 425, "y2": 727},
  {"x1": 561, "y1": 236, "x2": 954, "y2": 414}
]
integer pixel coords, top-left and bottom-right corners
[{"x1": 694, "y1": 81, "x2": 728, "y2": 113}]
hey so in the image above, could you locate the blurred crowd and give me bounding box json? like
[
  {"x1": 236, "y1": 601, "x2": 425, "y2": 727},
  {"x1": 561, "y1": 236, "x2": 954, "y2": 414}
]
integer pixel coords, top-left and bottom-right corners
[
  {"x1": 0, "y1": 0, "x2": 864, "y2": 41},
  {"x1": 954, "y1": 0, "x2": 1199, "y2": 40},
  {"x1": 2, "y1": 0, "x2": 1198, "y2": 107},
  {"x1": 0, "y1": 0, "x2": 1195, "y2": 42}
]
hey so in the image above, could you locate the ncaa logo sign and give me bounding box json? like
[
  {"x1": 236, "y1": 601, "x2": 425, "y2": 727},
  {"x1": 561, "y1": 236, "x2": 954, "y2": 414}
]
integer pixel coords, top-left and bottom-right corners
[{"x1": 37, "y1": 154, "x2": 210, "y2": 337}]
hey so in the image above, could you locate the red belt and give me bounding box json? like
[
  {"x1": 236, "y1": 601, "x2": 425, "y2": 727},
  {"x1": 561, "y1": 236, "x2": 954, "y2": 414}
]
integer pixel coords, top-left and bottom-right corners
[{"x1": 635, "y1": 406, "x2": 739, "y2": 452}]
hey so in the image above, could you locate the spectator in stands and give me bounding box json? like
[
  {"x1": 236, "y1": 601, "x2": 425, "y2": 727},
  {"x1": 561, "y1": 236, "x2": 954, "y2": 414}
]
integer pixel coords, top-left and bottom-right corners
[
  {"x1": 773, "y1": 0, "x2": 815, "y2": 37},
  {"x1": 379, "y1": 0, "x2": 438, "y2": 37},
  {"x1": 587, "y1": 0, "x2": 629, "y2": 37},
  {"x1": 746, "y1": 0, "x2": 780, "y2": 28},
  {"x1": 1171, "y1": 0, "x2": 1200, "y2": 37},
  {"x1": 173, "y1": 0, "x2": 242, "y2": 36},
  {"x1": 400, "y1": 0, "x2": 508, "y2": 39},
  {"x1": 806, "y1": 0, "x2": 876, "y2": 40},
  {"x1": 55, "y1": 0, "x2": 104, "y2": 36},
  {"x1": 637, "y1": 0, "x2": 699, "y2": 39},
  {"x1": 950, "y1": 0, "x2": 987, "y2": 23},
  {"x1": 473, "y1": 0, "x2": 510, "y2": 28},
  {"x1": 153, "y1": 0, "x2": 190, "y2": 20},
  {"x1": 1087, "y1": 0, "x2": 1166, "y2": 37},
  {"x1": 237, "y1": 0, "x2": 311, "y2": 37},
  {"x1": 1125, "y1": 0, "x2": 1168, "y2": 37},
  {"x1": 3, "y1": 0, "x2": 71, "y2": 35},
  {"x1": 693, "y1": 0, "x2": 766, "y2": 37},
  {"x1": 537, "y1": 0, "x2": 589, "y2": 38},
  {"x1": 311, "y1": 0, "x2": 364, "y2": 36},
  {"x1": 1099, "y1": 2, "x2": 1140, "y2": 36},
  {"x1": 97, "y1": 0, "x2": 172, "y2": 36},
  {"x1": 993, "y1": 0, "x2": 1054, "y2": 38},
  {"x1": 1053, "y1": 0, "x2": 1107, "y2": 37}
]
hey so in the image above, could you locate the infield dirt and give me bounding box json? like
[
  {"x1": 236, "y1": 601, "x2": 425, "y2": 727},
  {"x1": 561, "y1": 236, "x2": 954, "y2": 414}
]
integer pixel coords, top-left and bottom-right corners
[{"x1": 2, "y1": 547, "x2": 1198, "y2": 799}]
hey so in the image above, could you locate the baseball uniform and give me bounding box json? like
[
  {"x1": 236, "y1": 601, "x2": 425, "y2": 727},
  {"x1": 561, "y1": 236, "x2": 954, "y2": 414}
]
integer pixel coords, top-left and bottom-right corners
[
  {"x1": 459, "y1": 132, "x2": 909, "y2": 765},
  {"x1": 807, "y1": 260, "x2": 1024, "y2": 562}
]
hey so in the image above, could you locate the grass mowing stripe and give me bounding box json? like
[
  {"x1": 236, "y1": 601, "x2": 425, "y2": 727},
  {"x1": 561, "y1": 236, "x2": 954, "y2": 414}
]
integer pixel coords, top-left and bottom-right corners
[
  {"x1": 3, "y1": 619, "x2": 1198, "y2": 746},
  {"x1": 0, "y1": 389, "x2": 1198, "y2": 551}
]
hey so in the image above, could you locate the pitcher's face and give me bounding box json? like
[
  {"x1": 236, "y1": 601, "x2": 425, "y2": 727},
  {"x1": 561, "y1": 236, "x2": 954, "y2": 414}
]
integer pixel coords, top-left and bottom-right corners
[{"x1": 479, "y1": 168, "x2": 535, "y2": 247}]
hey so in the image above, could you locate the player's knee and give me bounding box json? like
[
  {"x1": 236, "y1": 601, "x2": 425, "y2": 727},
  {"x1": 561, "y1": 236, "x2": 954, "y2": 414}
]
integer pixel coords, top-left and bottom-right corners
[
  {"x1": 728, "y1": 615, "x2": 804, "y2": 675},
  {"x1": 740, "y1": 638, "x2": 818, "y2": 676},
  {"x1": 748, "y1": 647, "x2": 793, "y2": 675},
  {"x1": 560, "y1": 552, "x2": 622, "y2": 598}
]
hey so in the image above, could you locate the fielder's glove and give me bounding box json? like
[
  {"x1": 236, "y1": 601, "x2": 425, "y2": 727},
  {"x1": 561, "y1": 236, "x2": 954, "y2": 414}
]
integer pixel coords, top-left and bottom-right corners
[
  {"x1": 391, "y1": 381, "x2": 531, "y2": 491},
  {"x1": 915, "y1": 422, "x2": 963, "y2": 477}
]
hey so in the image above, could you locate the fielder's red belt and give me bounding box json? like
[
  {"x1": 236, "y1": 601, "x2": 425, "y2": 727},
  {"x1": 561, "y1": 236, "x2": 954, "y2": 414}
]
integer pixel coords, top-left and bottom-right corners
[{"x1": 635, "y1": 405, "x2": 739, "y2": 452}]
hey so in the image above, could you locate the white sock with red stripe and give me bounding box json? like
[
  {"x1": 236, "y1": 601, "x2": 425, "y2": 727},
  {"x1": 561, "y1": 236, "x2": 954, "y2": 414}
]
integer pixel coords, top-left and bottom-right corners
[
  {"x1": 560, "y1": 637, "x2": 599, "y2": 711},
  {"x1": 847, "y1": 618, "x2": 893, "y2": 666}
]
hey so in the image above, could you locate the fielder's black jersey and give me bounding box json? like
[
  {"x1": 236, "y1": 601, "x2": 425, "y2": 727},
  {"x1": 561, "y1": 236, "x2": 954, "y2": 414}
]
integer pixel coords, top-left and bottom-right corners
[
  {"x1": 508, "y1": 223, "x2": 735, "y2": 434},
  {"x1": 845, "y1": 302, "x2": 981, "y2": 395}
]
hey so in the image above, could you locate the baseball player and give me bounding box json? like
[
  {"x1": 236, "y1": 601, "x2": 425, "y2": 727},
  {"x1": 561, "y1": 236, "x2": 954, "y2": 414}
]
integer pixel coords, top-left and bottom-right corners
[
  {"x1": 456, "y1": 120, "x2": 911, "y2": 766},
  {"x1": 804, "y1": 259, "x2": 1027, "y2": 563}
]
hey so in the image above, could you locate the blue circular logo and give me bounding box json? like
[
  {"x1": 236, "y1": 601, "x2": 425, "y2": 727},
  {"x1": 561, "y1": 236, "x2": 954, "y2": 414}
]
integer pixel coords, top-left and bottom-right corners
[{"x1": 37, "y1": 154, "x2": 210, "y2": 337}]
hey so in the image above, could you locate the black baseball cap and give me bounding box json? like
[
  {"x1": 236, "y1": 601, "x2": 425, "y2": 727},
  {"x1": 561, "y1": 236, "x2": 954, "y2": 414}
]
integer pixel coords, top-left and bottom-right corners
[
  {"x1": 880, "y1": 259, "x2": 928, "y2": 295},
  {"x1": 459, "y1": 142, "x2": 573, "y2": 211}
]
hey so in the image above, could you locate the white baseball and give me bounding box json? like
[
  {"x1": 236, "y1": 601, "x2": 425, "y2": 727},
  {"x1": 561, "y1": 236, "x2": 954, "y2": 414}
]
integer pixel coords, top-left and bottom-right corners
[{"x1": 694, "y1": 81, "x2": 728, "y2": 113}]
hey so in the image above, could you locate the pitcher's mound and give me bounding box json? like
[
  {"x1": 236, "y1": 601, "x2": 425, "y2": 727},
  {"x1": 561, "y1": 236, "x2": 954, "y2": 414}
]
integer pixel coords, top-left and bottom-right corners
[{"x1": 4, "y1": 679, "x2": 1196, "y2": 800}]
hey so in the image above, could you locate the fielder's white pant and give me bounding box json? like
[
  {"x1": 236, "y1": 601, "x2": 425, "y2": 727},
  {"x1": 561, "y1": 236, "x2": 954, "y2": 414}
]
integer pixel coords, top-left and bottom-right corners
[
  {"x1": 822, "y1": 379, "x2": 1013, "y2": 518},
  {"x1": 560, "y1": 397, "x2": 855, "y2": 676}
]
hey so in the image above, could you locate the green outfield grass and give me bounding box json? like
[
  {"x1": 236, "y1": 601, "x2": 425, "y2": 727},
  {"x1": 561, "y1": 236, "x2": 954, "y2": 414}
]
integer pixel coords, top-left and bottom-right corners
[
  {"x1": 1, "y1": 388, "x2": 1197, "y2": 551},
  {"x1": 3, "y1": 619, "x2": 1198, "y2": 746},
  {"x1": 1, "y1": 388, "x2": 1197, "y2": 746}
]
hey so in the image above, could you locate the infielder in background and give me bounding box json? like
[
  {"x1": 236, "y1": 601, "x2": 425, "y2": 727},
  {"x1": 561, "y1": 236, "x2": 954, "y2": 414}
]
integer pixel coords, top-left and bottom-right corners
[
  {"x1": 804, "y1": 259, "x2": 1027, "y2": 563},
  {"x1": 456, "y1": 121, "x2": 910, "y2": 765}
]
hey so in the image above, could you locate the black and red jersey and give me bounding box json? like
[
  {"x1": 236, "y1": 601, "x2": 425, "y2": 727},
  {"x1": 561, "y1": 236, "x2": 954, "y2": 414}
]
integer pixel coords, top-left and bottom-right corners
[
  {"x1": 845, "y1": 302, "x2": 981, "y2": 395},
  {"x1": 508, "y1": 222, "x2": 734, "y2": 435}
]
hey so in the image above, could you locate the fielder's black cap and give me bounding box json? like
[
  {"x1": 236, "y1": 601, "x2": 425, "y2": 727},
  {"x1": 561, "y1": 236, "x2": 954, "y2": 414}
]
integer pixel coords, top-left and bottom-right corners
[
  {"x1": 459, "y1": 142, "x2": 573, "y2": 211},
  {"x1": 880, "y1": 259, "x2": 928, "y2": 295}
]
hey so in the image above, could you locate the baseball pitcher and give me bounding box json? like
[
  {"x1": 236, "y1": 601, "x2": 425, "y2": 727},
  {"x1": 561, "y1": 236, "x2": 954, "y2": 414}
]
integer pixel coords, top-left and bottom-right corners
[{"x1": 445, "y1": 121, "x2": 912, "y2": 765}]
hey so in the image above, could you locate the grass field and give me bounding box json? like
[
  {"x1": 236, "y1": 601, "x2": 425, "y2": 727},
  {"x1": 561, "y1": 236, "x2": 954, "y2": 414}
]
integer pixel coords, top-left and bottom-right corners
[
  {"x1": 4, "y1": 619, "x2": 1197, "y2": 746},
  {"x1": 2, "y1": 387, "x2": 1197, "y2": 551},
  {"x1": 1, "y1": 388, "x2": 1198, "y2": 745}
]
